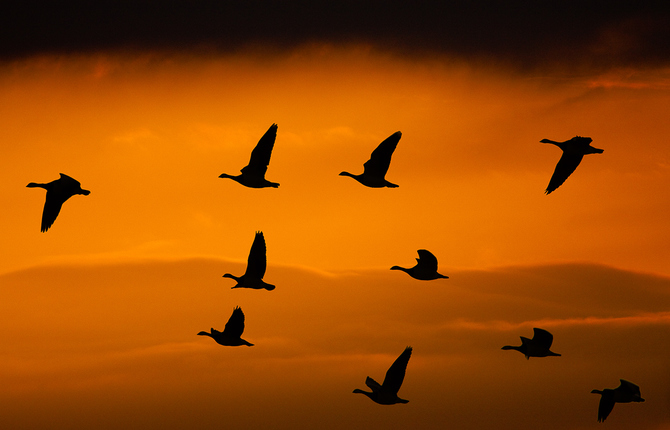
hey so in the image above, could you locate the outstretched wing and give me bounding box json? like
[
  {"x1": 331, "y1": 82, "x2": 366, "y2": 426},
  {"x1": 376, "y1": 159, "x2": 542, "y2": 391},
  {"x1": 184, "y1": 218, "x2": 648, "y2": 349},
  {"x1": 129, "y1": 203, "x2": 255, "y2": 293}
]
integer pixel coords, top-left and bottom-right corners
[
  {"x1": 241, "y1": 124, "x2": 277, "y2": 177},
  {"x1": 41, "y1": 192, "x2": 65, "y2": 232},
  {"x1": 381, "y1": 346, "x2": 412, "y2": 394},
  {"x1": 365, "y1": 376, "x2": 382, "y2": 392},
  {"x1": 619, "y1": 379, "x2": 643, "y2": 398},
  {"x1": 546, "y1": 152, "x2": 583, "y2": 194},
  {"x1": 531, "y1": 328, "x2": 554, "y2": 349},
  {"x1": 363, "y1": 131, "x2": 401, "y2": 178},
  {"x1": 222, "y1": 306, "x2": 246, "y2": 338},
  {"x1": 597, "y1": 392, "x2": 615, "y2": 422},
  {"x1": 244, "y1": 231, "x2": 267, "y2": 278},
  {"x1": 59, "y1": 173, "x2": 81, "y2": 187},
  {"x1": 416, "y1": 249, "x2": 439, "y2": 272}
]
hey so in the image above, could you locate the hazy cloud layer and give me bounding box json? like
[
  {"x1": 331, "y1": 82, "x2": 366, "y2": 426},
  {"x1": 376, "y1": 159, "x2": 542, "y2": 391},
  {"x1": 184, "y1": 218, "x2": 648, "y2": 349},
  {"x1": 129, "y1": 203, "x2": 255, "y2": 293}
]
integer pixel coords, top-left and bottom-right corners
[
  {"x1": 1, "y1": 258, "x2": 668, "y2": 429},
  {"x1": 2, "y1": 1, "x2": 669, "y2": 72}
]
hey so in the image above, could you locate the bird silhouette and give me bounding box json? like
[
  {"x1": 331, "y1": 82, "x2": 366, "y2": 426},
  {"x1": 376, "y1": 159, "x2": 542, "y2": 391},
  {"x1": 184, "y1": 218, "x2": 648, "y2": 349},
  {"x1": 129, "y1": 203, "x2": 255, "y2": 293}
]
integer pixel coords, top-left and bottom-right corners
[
  {"x1": 541, "y1": 135, "x2": 603, "y2": 194},
  {"x1": 353, "y1": 346, "x2": 412, "y2": 404},
  {"x1": 26, "y1": 173, "x2": 90, "y2": 232},
  {"x1": 391, "y1": 249, "x2": 448, "y2": 280},
  {"x1": 219, "y1": 123, "x2": 280, "y2": 188},
  {"x1": 223, "y1": 231, "x2": 275, "y2": 291},
  {"x1": 501, "y1": 328, "x2": 561, "y2": 359},
  {"x1": 197, "y1": 306, "x2": 253, "y2": 346},
  {"x1": 339, "y1": 131, "x2": 401, "y2": 188},
  {"x1": 591, "y1": 379, "x2": 644, "y2": 422}
]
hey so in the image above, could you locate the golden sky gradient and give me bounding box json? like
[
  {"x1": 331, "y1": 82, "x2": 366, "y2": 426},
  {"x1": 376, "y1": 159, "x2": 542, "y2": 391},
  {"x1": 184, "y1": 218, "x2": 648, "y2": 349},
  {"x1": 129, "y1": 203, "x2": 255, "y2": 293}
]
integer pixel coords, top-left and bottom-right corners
[{"x1": 1, "y1": 48, "x2": 670, "y2": 429}]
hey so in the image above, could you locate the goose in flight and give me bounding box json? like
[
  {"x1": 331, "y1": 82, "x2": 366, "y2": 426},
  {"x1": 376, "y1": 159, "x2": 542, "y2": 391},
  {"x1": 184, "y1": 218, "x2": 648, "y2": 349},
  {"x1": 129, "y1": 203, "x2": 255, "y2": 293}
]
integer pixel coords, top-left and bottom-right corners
[
  {"x1": 541, "y1": 135, "x2": 603, "y2": 194},
  {"x1": 339, "y1": 131, "x2": 401, "y2": 188},
  {"x1": 501, "y1": 328, "x2": 561, "y2": 359},
  {"x1": 26, "y1": 173, "x2": 90, "y2": 232},
  {"x1": 591, "y1": 379, "x2": 644, "y2": 422},
  {"x1": 353, "y1": 346, "x2": 412, "y2": 404},
  {"x1": 391, "y1": 249, "x2": 448, "y2": 280},
  {"x1": 198, "y1": 306, "x2": 254, "y2": 346},
  {"x1": 219, "y1": 123, "x2": 280, "y2": 188},
  {"x1": 223, "y1": 231, "x2": 275, "y2": 291}
]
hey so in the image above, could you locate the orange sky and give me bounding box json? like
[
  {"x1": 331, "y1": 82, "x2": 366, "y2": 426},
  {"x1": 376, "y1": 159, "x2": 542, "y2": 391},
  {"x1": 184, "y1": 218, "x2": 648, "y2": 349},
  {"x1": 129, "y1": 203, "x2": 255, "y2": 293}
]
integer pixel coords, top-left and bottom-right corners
[{"x1": 1, "y1": 49, "x2": 669, "y2": 429}]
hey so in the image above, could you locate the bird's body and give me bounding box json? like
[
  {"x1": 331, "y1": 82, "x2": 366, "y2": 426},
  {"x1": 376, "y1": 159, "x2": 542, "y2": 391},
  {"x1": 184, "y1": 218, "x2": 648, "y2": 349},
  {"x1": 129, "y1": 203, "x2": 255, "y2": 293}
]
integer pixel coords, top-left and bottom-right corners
[
  {"x1": 223, "y1": 231, "x2": 275, "y2": 291},
  {"x1": 198, "y1": 306, "x2": 253, "y2": 346},
  {"x1": 502, "y1": 328, "x2": 561, "y2": 359},
  {"x1": 219, "y1": 124, "x2": 280, "y2": 188},
  {"x1": 391, "y1": 249, "x2": 448, "y2": 280},
  {"x1": 541, "y1": 136, "x2": 603, "y2": 194},
  {"x1": 339, "y1": 131, "x2": 401, "y2": 188},
  {"x1": 591, "y1": 379, "x2": 644, "y2": 422},
  {"x1": 26, "y1": 173, "x2": 90, "y2": 232},
  {"x1": 353, "y1": 346, "x2": 412, "y2": 405}
]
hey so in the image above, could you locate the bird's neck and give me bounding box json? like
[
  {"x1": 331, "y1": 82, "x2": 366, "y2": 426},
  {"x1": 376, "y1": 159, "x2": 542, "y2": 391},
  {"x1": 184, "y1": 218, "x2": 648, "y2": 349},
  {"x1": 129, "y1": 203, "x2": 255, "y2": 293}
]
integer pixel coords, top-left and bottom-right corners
[
  {"x1": 353, "y1": 389, "x2": 375, "y2": 399},
  {"x1": 26, "y1": 182, "x2": 47, "y2": 189},
  {"x1": 339, "y1": 171, "x2": 360, "y2": 180},
  {"x1": 223, "y1": 273, "x2": 240, "y2": 282},
  {"x1": 502, "y1": 345, "x2": 523, "y2": 353},
  {"x1": 219, "y1": 173, "x2": 242, "y2": 183}
]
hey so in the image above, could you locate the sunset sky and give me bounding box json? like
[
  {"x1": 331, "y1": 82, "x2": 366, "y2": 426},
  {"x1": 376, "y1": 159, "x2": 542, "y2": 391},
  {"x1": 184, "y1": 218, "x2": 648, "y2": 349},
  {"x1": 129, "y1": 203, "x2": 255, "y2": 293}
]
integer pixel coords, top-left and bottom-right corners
[{"x1": 2, "y1": 2, "x2": 670, "y2": 429}]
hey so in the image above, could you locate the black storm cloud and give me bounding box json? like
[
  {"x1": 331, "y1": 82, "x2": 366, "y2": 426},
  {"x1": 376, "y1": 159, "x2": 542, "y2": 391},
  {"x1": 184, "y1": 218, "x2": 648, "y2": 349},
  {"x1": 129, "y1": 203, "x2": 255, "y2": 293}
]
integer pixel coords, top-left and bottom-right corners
[{"x1": 2, "y1": 1, "x2": 669, "y2": 72}]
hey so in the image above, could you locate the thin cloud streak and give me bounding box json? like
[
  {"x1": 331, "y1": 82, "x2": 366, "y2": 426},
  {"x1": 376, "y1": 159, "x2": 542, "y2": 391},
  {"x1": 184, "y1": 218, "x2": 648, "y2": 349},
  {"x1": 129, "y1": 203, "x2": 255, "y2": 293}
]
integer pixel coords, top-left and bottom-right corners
[{"x1": 431, "y1": 312, "x2": 670, "y2": 333}]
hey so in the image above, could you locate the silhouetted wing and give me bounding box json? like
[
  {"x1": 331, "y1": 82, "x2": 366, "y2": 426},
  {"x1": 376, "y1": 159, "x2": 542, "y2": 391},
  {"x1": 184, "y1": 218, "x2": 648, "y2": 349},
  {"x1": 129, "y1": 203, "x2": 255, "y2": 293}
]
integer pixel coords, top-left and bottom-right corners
[
  {"x1": 59, "y1": 173, "x2": 81, "y2": 187},
  {"x1": 531, "y1": 328, "x2": 554, "y2": 349},
  {"x1": 381, "y1": 346, "x2": 412, "y2": 394},
  {"x1": 244, "y1": 231, "x2": 267, "y2": 278},
  {"x1": 365, "y1": 376, "x2": 382, "y2": 392},
  {"x1": 241, "y1": 124, "x2": 277, "y2": 177},
  {"x1": 619, "y1": 379, "x2": 642, "y2": 397},
  {"x1": 519, "y1": 336, "x2": 532, "y2": 346},
  {"x1": 546, "y1": 152, "x2": 583, "y2": 194},
  {"x1": 41, "y1": 192, "x2": 66, "y2": 232},
  {"x1": 363, "y1": 131, "x2": 401, "y2": 178},
  {"x1": 416, "y1": 249, "x2": 439, "y2": 272},
  {"x1": 222, "y1": 307, "x2": 245, "y2": 338},
  {"x1": 597, "y1": 392, "x2": 615, "y2": 422}
]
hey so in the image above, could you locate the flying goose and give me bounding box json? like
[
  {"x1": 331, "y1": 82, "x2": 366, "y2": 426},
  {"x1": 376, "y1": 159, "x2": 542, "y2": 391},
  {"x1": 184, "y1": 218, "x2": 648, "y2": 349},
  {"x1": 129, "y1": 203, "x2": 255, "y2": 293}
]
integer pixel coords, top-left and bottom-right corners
[
  {"x1": 391, "y1": 249, "x2": 448, "y2": 280},
  {"x1": 541, "y1": 135, "x2": 603, "y2": 194},
  {"x1": 591, "y1": 379, "x2": 644, "y2": 422},
  {"x1": 353, "y1": 346, "x2": 412, "y2": 404},
  {"x1": 339, "y1": 131, "x2": 401, "y2": 188},
  {"x1": 223, "y1": 231, "x2": 275, "y2": 291},
  {"x1": 197, "y1": 306, "x2": 253, "y2": 346},
  {"x1": 219, "y1": 123, "x2": 280, "y2": 188},
  {"x1": 501, "y1": 328, "x2": 561, "y2": 359},
  {"x1": 26, "y1": 173, "x2": 90, "y2": 232}
]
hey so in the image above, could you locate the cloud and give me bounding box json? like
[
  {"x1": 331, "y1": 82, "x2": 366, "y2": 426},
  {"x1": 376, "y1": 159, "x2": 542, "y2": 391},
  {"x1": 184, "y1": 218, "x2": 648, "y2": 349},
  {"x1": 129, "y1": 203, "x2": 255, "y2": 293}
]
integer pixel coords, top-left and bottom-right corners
[
  {"x1": 3, "y1": 258, "x2": 669, "y2": 355},
  {"x1": 1, "y1": 258, "x2": 669, "y2": 428},
  {"x1": 2, "y1": 2, "x2": 669, "y2": 73}
]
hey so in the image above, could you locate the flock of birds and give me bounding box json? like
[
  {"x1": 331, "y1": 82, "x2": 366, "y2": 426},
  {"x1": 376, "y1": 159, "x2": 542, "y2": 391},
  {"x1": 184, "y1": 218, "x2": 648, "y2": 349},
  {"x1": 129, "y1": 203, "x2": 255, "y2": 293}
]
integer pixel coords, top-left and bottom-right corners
[{"x1": 26, "y1": 123, "x2": 644, "y2": 422}]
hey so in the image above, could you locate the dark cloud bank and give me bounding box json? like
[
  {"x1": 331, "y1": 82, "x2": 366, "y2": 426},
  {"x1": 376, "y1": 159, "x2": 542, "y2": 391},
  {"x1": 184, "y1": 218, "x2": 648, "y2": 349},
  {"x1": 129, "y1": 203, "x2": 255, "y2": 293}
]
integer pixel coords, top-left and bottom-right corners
[{"x1": 2, "y1": 1, "x2": 669, "y2": 72}]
